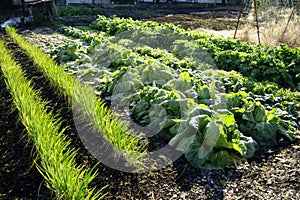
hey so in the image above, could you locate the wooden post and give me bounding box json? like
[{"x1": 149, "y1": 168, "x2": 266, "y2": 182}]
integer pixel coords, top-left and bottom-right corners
[
  {"x1": 253, "y1": 0, "x2": 261, "y2": 45},
  {"x1": 234, "y1": 0, "x2": 244, "y2": 39},
  {"x1": 52, "y1": 0, "x2": 60, "y2": 19},
  {"x1": 280, "y1": 5, "x2": 295, "y2": 40}
]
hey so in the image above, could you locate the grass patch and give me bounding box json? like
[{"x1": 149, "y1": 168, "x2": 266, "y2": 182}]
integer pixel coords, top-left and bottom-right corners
[{"x1": 0, "y1": 39, "x2": 105, "y2": 199}]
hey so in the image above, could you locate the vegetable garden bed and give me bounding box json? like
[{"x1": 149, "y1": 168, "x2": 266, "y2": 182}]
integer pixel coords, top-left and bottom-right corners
[
  {"x1": 0, "y1": 35, "x2": 107, "y2": 199},
  {"x1": 1, "y1": 13, "x2": 300, "y2": 199},
  {"x1": 0, "y1": 37, "x2": 51, "y2": 199}
]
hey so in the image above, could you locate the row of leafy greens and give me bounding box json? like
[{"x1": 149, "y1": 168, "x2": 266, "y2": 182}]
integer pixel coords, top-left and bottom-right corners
[
  {"x1": 32, "y1": 20, "x2": 300, "y2": 169},
  {"x1": 90, "y1": 15, "x2": 300, "y2": 91}
]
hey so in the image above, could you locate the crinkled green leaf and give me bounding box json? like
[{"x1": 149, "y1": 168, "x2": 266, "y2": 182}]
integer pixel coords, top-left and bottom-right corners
[
  {"x1": 197, "y1": 85, "x2": 211, "y2": 100},
  {"x1": 169, "y1": 132, "x2": 196, "y2": 152},
  {"x1": 240, "y1": 133, "x2": 257, "y2": 158},
  {"x1": 189, "y1": 104, "x2": 213, "y2": 118},
  {"x1": 209, "y1": 150, "x2": 243, "y2": 169},
  {"x1": 242, "y1": 110, "x2": 255, "y2": 123},
  {"x1": 278, "y1": 124, "x2": 294, "y2": 141},
  {"x1": 195, "y1": 121, "x2": 223, "y2": 158},
  {"x1": 189, "y1": 114, "x2": 211, "y2": 133},
  {"x1": 255, "y1": 122, "x2": 278, "y2": 145},
  {"x1": 214, "y1": 111, "x2": 236, "y2": 130},
  {"x1": 253, "y1": 102, "x2": 267, "y2": 122},
  {"x1": 225, "y1": 91, "x2": 248, "y2": 109}
]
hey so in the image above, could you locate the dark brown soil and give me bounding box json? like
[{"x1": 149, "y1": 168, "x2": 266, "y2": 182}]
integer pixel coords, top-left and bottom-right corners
[
  {"x1": 57, "y1": 10, "x2": 246, "y2": 31},
  {"x1": 142, "y1": 11, "x2": 248, "y2": 30},
  {"x1": 57, "y1": 9, "x2": 246, "y2": 30}
]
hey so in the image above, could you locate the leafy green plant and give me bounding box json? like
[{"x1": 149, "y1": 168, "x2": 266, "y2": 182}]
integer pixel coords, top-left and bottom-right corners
[
  {"x1": 56, "y1": 5, "x2": 104, "y2": 17},
  {"x1": 54, "y1": 21, "x2": 299, "y2": 169},
  {"x1": 14, "y1": 14, "x2": 300, "y2": 170},
  {"x1": 226, "y1": 92, "x2": 295, "y2": 146},
  {"x1": 6, "y1": 26, "x2": 146, "y2": 166},
  {"x1": 90, "y1": 15, "x2": 300, "y2": 90},
  {"x1": 183, "y1": 111, "x2": 258, "y2": 169}
]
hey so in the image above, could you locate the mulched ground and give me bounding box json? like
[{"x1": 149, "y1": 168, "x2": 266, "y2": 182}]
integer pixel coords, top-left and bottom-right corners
[{"x1": 0, "y1": 9, "x2": 300, "y2": 199}]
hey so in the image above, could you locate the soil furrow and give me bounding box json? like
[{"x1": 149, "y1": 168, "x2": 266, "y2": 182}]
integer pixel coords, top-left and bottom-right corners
[
  {"x1": 0, "y1": 36, "x2": 51, "y2": 199},
  {"x1": 1, "y1": 34, "x2": 111, "y2": 194}
]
